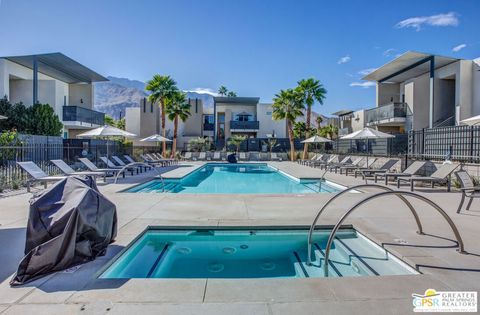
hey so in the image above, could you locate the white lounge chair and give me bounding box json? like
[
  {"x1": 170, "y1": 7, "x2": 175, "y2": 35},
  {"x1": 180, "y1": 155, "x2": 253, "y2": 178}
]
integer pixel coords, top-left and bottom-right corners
[
  {"x1": 270, "y1": 152, "x2": 282, "y2": 161},
  {"x1": 79, "y1": 158, "x2": 126, "y2": 179},
  {"x1": 50, "y1": 159, "x2": 104, "y2": 182},
  {"x1": 17, "y1": 161, "x2": 67, "y2": 192},
  {"x1": 182, "y1": 152, "x2": 192, "y2": 160},
  {"x1": 239, "y1": 152, "x2": 247, "y2": 161},
  {"x1": 212, "y1": 152, "x2": 221, "y2": 161},
  {"x1": 197, "y1": 152, "x2": 206, "y2": 161}
]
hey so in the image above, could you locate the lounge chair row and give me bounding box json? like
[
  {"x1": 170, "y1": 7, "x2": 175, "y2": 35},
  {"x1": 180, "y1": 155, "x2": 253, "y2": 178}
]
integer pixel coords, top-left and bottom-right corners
[
  {"x1": 181, "y1": 151, "x2": 284, "y2": 161},
  {"x1": 17, "y1": 155, "x2": 161, "y2": 192}
]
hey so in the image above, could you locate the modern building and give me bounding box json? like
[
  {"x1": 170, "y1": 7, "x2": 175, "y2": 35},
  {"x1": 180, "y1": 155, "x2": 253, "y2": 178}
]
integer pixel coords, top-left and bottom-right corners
[
  {"x1": 331, "y1": 109, "x2": 366, "y2": 136},
  {"x1": 126, "y1": 95, "x2": 287, "y2": 149},
  {"x1": 363, "y1": 51, "x2": 480, "y2": 133},
  {"x1": 0, "y1": 52, "x2": 108, "y2": 138}
]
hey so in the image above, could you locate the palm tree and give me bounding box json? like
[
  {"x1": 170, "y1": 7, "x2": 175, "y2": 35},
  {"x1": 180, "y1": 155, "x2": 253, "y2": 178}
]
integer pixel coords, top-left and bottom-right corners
[
  {"x1": 227, "y1": 91, "x2": 237, "y2": 97},
  {"x1": 296, "y1": 78, "x2": 327, "y2": 159},
  {"x1": 218, "y1": 86, "x2": 228, "y2": 96},
  {"x1": 165, "y1": 91, "x2": 191, "y2": 158},
  {"x1": 272, "y1": 89, "x2": 304, "y2": 161},
  {"x1": 227, "y1": 134, "x2": 247, "y2": 153},
  {"x1": 145, "y1": 74, "x2": 178, "y2": 154}
]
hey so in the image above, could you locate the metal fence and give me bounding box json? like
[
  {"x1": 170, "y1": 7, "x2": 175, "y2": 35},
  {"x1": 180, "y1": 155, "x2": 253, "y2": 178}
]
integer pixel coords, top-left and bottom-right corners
[{"x1": 408, "y1": 125, "x2": 480, "y2": 162}]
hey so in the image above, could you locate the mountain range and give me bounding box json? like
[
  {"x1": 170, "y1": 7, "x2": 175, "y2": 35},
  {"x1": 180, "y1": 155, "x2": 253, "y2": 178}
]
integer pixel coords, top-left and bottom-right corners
[{"x1": 93, "y1": 76, "x2": 330, "y2": 127}]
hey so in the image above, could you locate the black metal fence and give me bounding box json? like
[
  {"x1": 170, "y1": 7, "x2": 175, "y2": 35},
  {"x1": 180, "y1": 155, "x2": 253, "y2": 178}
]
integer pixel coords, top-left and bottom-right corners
[
  {"x1": 408, "y1": 125, "x2": 480, "y2": 162},
  {"x1": 332, "y1": 134, "x2": 408, "y2": 156}
]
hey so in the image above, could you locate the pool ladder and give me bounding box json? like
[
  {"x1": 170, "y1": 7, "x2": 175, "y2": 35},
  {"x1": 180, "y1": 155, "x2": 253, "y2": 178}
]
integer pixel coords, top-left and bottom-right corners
[{"x1": 306, "y1": 184, "x2": 467, "y2": 277}]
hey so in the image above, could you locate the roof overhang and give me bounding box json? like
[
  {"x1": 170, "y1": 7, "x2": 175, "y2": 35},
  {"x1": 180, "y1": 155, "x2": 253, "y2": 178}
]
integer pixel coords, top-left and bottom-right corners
[
  {"x1": 3, "y1": 52, "x2": 108, "y2": 83},
  {"x1": 363, "y1": 51, "x2": 459, "y2": 83},
  {"x1": 331, "y1": 110, "x2": 354, "y2": 116},
  {"x1": 214, "y1": 96, "x2": 260, "y2": 104}
]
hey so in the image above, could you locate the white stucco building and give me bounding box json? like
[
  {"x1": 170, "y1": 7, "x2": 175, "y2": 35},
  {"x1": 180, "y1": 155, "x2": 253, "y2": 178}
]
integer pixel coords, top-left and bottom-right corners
[{"x1": 0, "y1": 52, "x2": 108, "y2": 138}]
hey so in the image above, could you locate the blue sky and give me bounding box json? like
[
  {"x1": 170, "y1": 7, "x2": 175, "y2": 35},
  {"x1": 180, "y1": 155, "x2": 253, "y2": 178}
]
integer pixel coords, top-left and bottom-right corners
[{"x1": 0, "y1": 0, "x2": 479, "y2": 116}]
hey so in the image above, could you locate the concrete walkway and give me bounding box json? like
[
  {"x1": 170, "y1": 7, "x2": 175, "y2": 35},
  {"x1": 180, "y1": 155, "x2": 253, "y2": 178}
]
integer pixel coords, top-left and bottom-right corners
[{"x1": 0, "y1": 161, "x2": 479, "y2": 314}]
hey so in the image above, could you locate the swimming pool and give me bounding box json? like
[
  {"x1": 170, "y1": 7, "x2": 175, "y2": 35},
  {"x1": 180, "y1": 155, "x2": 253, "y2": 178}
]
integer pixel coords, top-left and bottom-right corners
[
  {"x1": 100, "y1": 227, "x2": 417, "y2": 279},
  {"x1": 126, "y1": 163, "x2": 341, "y2": 194}
]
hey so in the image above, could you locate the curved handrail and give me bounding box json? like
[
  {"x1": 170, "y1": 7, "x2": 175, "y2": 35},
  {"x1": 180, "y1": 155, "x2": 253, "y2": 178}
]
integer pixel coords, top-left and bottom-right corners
[
  {"x1": 113, "y1": 162, "x2": 165, "y2": 192},
  {"x1": 307, "y1": 184, "x2": 423, "y2": 265},
  {"x1": 323, "y1": 190, "x2": 466, "y2": 277}
]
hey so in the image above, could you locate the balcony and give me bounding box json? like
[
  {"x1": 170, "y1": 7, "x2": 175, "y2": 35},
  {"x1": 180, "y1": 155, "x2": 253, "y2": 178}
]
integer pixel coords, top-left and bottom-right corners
[
  {"x1": 62, "y1": 106, "x2": 105, "y2": 128},
  {"x1": 230, "y1": 120, "x2": 260, "y2": 131},
  {"x1": 365, "y1": 103, "x2": 409, "y2": 127}
]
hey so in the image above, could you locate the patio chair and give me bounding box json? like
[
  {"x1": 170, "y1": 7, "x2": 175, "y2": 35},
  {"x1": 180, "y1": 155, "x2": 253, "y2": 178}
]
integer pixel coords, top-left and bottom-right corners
[
  {"x1": 311, "y1": 155, "x2": 338, "y2": 168},
  {"x1": 50, "y1": 159, "x2": 104, "y2": 182},
  {"x1": 212, "y1": 152, "x2": 221, "y2": 161},
  {"x1": 140, "y1": 154, "x2": 168, "y2": 167},
  {"x1": 194, "y1": 152, "x2": 206, "y2": 161},
  {"x1": 147, "y1": 153, "x2": 171, "y2": 165},
  {"x1": 341, "y1": 158, "x2": 377, "y2": 176},
  {"x1": 239, "y1": 152, "x2": 248, "y2": 161},
  {"x1": 355, "y1": 159, "x2": 399, "y2": 179},
  {"x1": 304, "y1": 154, "x2": 325, "y2": 167},
  {"x1": 298, "y1": 154, "x2": 319, "y2": 165},
  {"x1": 112, "y1": 156, "x2": 144, "y2": 173},
  {"x1": 154, "y1": 153, "x2": 177, "y2": 165},
  {"x1": 17, "y1": 161, "x2": 67, "y2": 192},
  {"x1": 327, "y1": 156, "x2": 362, "y2": 173},
  {"x1": 124, "y1": 154, "x2": 152, "y2": 171},
  {"x1": 397, "y1": 162, "x2": 459, "y2": 192},
  {"x1": 324, "y1": 155, "x2": 351, "y2": 171},
  {"x1": 182, "y1": 152, "x2": 192, "y2": 160},
  {"x1": 455, "y1": 170, "x2": 480, "y2": 213},
  {"x1": 100, "y1": 157, "x2": 136, "y2": 175},
  {"x1": 270, "y1": 152, "x2": 282, "y2": 161},
  {"x1": 79, "y1": 158, "x2": 126, "y2": 179},
  {"x1": 374, "y1": 161, "x2": 426, "y2": 185}
]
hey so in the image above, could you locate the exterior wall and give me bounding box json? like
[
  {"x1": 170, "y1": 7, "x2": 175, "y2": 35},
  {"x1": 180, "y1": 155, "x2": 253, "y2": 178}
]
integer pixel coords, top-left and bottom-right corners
[
  {"x1": 257, "y1": 103, "x2": 286, "y2": 138},
  {"x1": 125, "y1": 107, "x2": 141, "y2": 136},
  {"x1": 183, "y1": 99, "x2": 203, "y2": 137},
  {"x1": 377, "y1": 82, "x2": 400, "y2": 105},
  {"x1": 69, "y1": 83, "x2": 93, "y2": 109},
  {"x1": 473, "y1": 59, "x2": 480, "y2": 116},
  {"x1": 350, "y1": 110, "x2": 365, "y2": 132},
  {"x1": 216, "y1": 102, "x2": 257, "y2": 138}
]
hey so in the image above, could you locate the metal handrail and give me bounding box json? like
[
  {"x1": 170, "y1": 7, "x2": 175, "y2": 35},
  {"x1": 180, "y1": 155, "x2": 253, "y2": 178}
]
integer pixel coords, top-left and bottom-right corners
[
  {"x1": 323, "y1": 190, "x2": 466, "y2": 277},
  {"x1": 307, "y1": 184, "x2": 424, "y2": 265},
  {"x1": 113, "y1": 162, "x2": 166, "y2": 192}
]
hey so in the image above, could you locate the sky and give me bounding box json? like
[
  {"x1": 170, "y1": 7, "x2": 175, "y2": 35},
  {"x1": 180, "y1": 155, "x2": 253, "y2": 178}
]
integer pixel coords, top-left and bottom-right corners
[{"x1": 0, "y1": 0, "x2": 479, "y2": 116}]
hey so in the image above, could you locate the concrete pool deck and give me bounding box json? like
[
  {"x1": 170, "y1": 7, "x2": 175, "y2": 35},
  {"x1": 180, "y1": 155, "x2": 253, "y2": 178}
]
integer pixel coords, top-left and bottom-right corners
[{"x1": 0, "y1": 161, "x2": 479, "y2": 314}]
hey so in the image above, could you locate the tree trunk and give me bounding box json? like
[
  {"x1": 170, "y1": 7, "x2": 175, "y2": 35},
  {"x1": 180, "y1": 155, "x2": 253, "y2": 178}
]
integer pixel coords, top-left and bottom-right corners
[
  {"x1": 172, "y1": 115, "x2": 178, "y2": 158},
  {"x1": 160, "y1": 98, "x2": 166, "y2": 154},
  {"x1": 287, "y1": 120, "x2": 295, "y2": 161},
  {"x1": 302, "y1": 105, "x2": 311, "y2": 160}
]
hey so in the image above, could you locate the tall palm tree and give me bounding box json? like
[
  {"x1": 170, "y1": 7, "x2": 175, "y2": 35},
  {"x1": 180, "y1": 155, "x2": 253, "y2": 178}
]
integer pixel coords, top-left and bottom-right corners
[
  {"x1": 296, "y1": 78, "x2": 327, "y2": 159},
  {"x1": 227, "y1": 91, "x2": 237, "y2": 97},
  {"x1": 165, "y1": 91, "x2": 191, "y2": 158},
  {"x1": 145, "y1": 75, "x2": 178, "y2": 153},
  {"x1": 272, "y1": 89, "x2": 304, "y2": 161},
  {"x1": 227, "y1": 134, "x2": 247, "y2": 153},
  {"x1": 218, "y1": 86, "x2": 228, "y2": 96}
]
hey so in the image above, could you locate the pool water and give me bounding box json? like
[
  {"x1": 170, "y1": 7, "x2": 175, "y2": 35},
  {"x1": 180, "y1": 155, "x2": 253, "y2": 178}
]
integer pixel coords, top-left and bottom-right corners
[
  {"x1": 127, "y1": 163, "x2": 340, "y2": 194},
  {"x1": 100, "y1": 228, "x2": 416, "y2": 279}
]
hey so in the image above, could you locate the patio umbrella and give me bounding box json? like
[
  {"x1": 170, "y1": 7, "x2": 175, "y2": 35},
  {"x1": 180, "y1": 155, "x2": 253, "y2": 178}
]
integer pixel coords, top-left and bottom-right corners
[
  {"x1": 301, "y1": 135, "x2": 332, "y2": 153},
  {"x1": 77, "y1": 125, "x2": 137, "y2": 159},
  {"x1": 340, "y1": 127, "x2": 395, "y2": 165},
  {"x1": 140, "y1": 134, "x2": 172, "y2": 142},
  {"x1": 460, "y1": 115, "x2": 480, "y2": 126}
]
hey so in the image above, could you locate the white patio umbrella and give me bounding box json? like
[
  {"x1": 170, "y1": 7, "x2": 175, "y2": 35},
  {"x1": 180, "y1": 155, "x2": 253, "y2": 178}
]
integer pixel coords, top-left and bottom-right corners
[
  {"x1": 460, "y1": 115, "x2": 480, "y2": 126},
  {"x1": 340, "y1": 127, "x2": 395, "y2": 165},
  {"x1": 301, "y1": 135, "x2": 332, "y2": 153},
  {"x1": 140, "y1": 134, "x2": 172, "y2": 142},
  {"x1": 77, "y1": 125, "x2": 137, "y2": 159}
]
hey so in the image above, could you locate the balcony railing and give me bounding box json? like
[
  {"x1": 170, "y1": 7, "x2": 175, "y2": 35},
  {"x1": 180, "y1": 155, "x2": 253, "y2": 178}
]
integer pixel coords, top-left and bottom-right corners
[
  {"x1": 365, "y1": 103, "x2": 408, "y2": 126},
  {"x1": 203, "y1": 123, "x2": 214, "y2": 131},
  {"x1": 230, "y1": 120, "x2": 260, "y2": 130},
  {"x1": 63, "y1": 106, "x2": 105, "y2": 126}
]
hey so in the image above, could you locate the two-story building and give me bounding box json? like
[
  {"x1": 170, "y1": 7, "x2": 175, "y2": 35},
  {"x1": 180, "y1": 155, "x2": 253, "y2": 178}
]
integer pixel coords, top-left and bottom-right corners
[
  {"x1": 0, "y1": 52, "x2": 108, "y2": 138},
  {"x1": 362, "y1": 51, "x2": 480, "y2": 133},
  {"x1": 125, "y1": 95, "x2": 287, "y2": 149}
]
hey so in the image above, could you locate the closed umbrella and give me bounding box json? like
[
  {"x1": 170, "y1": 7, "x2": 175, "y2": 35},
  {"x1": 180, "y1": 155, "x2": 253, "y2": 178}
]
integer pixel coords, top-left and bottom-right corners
[
  {"x1": 77, "y1": 125, "x2": 137, "y2": 159},
  {"x1": 340, "y1": 127, "x2": 395, "y2": 165}
]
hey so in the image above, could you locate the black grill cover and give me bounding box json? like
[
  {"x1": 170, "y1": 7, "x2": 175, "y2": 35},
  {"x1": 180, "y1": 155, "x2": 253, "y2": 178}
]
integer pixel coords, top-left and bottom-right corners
[{"x1": 10, "y1": 176, "x2": 117, "y2": 286}]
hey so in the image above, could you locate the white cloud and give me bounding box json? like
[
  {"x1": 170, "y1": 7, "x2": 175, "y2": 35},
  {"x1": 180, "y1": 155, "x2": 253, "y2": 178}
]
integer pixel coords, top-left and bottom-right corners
[
  {"x1": 350, "y1": 82, "x2": 376, "y2": 88},
  {"x1": 395, "y1": 12, "x2": 459, "y2": 31},
  {"x1": 383, "y1": 48, "x2": 396, "y2": 57},
  {"x1": 337, "y1": 55, "x2": 351, "y2": 64},
  {"x1": 452, "y1": 43, "x2": 467, "y2": 52},
  {"x1": 358, "y1": 68, "x2": 377, "y2": 76},
  {"x1": 185, "y1": 88, "x2": 218, "y2": 96}
]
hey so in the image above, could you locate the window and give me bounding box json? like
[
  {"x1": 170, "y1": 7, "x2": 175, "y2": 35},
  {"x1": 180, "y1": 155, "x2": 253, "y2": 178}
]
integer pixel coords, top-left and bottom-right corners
[
  {"x1": 203, "y1": 115, "x2": 214, "y2": 124},
  {"x1": 266, "y1": 111, "x2": 272, "y2": 115}
]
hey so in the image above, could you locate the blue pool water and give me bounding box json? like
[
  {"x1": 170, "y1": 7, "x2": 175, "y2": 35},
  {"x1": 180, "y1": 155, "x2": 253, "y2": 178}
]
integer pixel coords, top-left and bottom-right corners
[
  {"x1": 100, "y1": 228, "x2": 416, "y2": 279},
  {"x1": 127, "y1": 163, "x2": 340, "y2": 194}
]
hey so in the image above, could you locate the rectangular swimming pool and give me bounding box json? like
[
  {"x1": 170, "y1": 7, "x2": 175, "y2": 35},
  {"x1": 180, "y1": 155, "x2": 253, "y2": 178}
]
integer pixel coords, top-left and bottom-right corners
[
  {"x1": 126, "y1": 163, "x2": 341, "y2": 194},
  {"x1": 100, "y1": 228, "x2": 417, "y2": 279}
]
